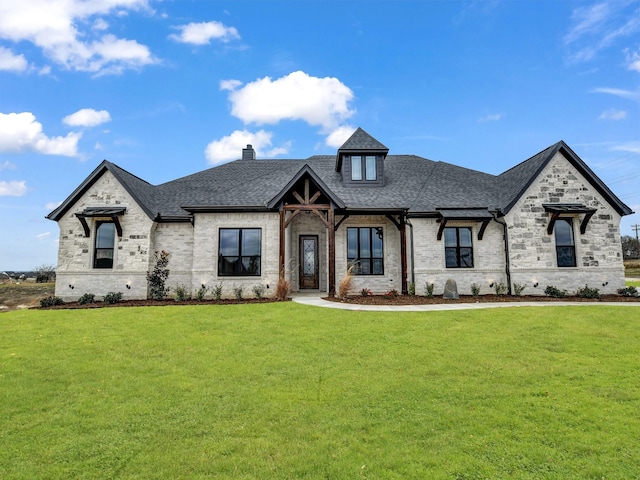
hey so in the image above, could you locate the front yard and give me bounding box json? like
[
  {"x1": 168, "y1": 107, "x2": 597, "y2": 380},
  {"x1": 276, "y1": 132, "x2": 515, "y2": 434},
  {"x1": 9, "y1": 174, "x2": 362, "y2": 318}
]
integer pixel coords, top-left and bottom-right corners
[{"x1": 2, "y1": 303, "x2": 639, "y2": 478}]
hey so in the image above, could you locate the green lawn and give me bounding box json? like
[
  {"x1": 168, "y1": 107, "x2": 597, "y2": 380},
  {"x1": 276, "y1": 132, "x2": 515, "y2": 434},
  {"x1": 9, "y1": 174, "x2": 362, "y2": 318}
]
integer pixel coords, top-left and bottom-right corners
[
  {"x1": 2, "y1": 304, "x2": 639, "y2": 479},
  {"x1": 626, "y1": 280, "x2": 640, "y2": 287}
]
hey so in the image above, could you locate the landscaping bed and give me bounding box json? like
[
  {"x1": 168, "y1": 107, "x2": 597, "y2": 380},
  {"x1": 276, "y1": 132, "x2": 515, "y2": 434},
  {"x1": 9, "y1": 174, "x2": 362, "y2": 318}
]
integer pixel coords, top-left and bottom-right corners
[{"x1": 327, "y1": 293, "x2": 640, "y2": 305}]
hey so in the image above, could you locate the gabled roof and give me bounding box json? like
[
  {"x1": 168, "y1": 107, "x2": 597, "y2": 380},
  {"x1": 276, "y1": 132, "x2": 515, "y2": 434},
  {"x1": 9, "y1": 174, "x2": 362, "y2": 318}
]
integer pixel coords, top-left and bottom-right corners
[
  {"x1": 266, "y1": 164, "x2": 345, "y2": 209},
  {"x1": 335, "y1": 127, "x2": 389, "y2": 172},
  {"x1": 46, "y1": 160, "x2": 157, "y2": 222}
]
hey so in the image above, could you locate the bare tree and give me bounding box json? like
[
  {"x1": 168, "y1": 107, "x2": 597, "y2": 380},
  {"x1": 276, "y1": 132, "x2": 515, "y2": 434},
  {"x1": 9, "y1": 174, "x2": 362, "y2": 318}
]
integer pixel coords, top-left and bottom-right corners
[{"x1": 34, "y1": 264, "x2": 56, "y2": 283}]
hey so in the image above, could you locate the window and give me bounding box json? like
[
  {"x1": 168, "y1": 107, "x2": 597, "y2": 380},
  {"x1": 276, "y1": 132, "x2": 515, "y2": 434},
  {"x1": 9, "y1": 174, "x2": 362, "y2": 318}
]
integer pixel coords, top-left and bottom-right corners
[
  {"x1": 350, "y1": 155, "x2": 377, "y2": 181},
  {"x1": 444, "y1": 227, "x2": 473, "y2": 268},
  {"x1": 218, "y1": 228, "x2": 261, "y2": 276},
  {"x1": 555, "y1": 218, "x2": 576, "y2": 267},
  {"x1": 94, "y1": 222, "x2": 115, "y2": 269},
  {"x1": 347, "y1": 227, "x2": 384, "y2": 275}
]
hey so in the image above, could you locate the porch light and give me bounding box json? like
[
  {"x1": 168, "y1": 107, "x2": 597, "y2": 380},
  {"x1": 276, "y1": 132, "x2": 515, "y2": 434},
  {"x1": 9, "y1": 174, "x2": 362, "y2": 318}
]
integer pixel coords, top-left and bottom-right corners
[{"x1": 68, "y1": 284, "x2": 74, "y2": 289}]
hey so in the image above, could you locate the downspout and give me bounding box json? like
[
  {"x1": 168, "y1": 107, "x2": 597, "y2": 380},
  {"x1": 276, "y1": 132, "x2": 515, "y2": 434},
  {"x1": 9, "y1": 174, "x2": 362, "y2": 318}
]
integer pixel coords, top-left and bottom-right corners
[
  {"x1": 406, "y1": 217, "x2": 415, "y2": 285},
  {"x1": 491, "y1": 211, "x2": 512, "y2": 295}
]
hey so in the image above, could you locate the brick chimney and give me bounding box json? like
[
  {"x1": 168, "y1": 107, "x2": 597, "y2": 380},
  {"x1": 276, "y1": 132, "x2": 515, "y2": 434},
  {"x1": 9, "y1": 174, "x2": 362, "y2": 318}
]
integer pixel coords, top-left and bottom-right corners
[{"x1": 242, "y1": 144, "x2": 256, "y2": 160}]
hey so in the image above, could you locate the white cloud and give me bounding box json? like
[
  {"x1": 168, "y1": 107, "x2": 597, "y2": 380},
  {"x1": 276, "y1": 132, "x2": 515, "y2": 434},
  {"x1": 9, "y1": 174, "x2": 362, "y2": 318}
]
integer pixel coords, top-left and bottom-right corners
[
  {"x1": 36, "y1": 232, "x2": 51, "y2": 239},
  {"x1": 626, "y1": 49, "x2": 640, "y2": 72},
  {"x1": 63, "y1": 108, "x2": 111, "y2": 127},
  {"x1": 0, "y1": 46, "x2": 28, "y2": 71},
  {"x1": 204, "y1": 129, "x2": 289, "y2": 165},
  {"x1": 45, "y1": 201, "x2": 62, "y2": 210},
  {"x1": 222, "y1": 71, "x2": 355, "y2": 132},
  {"x1": 0, "y1": 180, "x2": 27, "y2": 196},
  {"x1": 325, "y1": 125, "x2": 356, "y2": 148},
  {"x1": 612, "y1": 142, "x2": 640, "y2": 154},
  {"x1": 592, "y1": 87, "x2": 640, "y2": 101},
  {"x1": 170, "y1": 21, "x2": 240, "y2": 45},
  {"x1": 598, "y1": 108, "x2": 627, "y2": 120},
  {"x1": 0, "y1": 112, "x2": 81, "y2": 156},
  {"x1": 479, "y1": 113, "x2": 503, "y2": 122},
  {"x1": 0, "y1": 0, "x2": 157, "y2": 75},
  {"x1": 0, "y1": 160, "x2": 16, "y2": 171}
]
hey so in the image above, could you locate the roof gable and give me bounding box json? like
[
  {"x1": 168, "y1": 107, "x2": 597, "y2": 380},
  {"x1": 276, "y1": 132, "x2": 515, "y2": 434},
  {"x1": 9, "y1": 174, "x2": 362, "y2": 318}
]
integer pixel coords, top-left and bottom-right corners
[{"x1": 335, "y1": 127, "x2": 389, "y2": 172}]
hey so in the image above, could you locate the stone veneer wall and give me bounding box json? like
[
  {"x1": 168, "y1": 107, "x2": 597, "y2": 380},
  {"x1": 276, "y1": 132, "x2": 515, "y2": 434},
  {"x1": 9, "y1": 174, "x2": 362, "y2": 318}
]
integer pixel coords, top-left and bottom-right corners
[
  {"x1": 334, "y1": 215, "x2": 403, "y2": 294},
  {"x1": 190, "y1": 212, "x2": 280, "y2": 299},
  {"x1": 505, "y1": 151, "x2": 625, "y2": 295},
  {"x1": 54, "y1": 171, "x2": 154, "y2": 301},
  {"x1": 409, "y1": 218, "x2": 507, "y2": 296},
  {"x1": 153, "y1": 221, "x2": 195, "y2": 294}
]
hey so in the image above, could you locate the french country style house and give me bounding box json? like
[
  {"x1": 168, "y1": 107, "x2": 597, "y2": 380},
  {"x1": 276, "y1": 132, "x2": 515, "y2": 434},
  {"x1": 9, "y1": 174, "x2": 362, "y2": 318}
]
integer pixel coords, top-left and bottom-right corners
[{"x1": 47, "y1": 128, "x2": 633, "y2": 300}]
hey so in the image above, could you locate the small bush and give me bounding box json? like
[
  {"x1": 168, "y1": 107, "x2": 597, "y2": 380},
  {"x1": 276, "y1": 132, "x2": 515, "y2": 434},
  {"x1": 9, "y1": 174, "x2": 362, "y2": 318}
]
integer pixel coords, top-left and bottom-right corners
[
  {"x1": 175, "y1": 284, "x2": 191, "y2": 302},
  {"x1": 146, "y1": 250, "x2": 170, "y2": 300},
  {"x1": 513, "y1": 283, "x2": 526, "y2": 296},
  {"x1": 575, "y1": 284, "x2": 600, "y2": 299},
  {"x1": 78, "y1": 293, "x2": 95, "y2": 305},
  {"x1": 275, "y1": 277, "x2": 290, "y2": 301},
  {"x1": 408, "y1": 282, "x2": 415, "y2": 296},
  {"x1": 233, "y1": 287, "x2": 243, "y2": 300},
  {"x1": 470, "y1": 283, "x2": 480, "y2": 297},
  {"x1": 385, "y1": 289, "x2": 399, "y2": 298},
  {"x1": 195, "y1": 284, "x2": 209, "y2": 301},
  {"x1": 252, "y1": 284, "x2": 266, "y2": 299},
  {"x1": 545, "y1": 285, "x2": 568, "y2": 298},
  {"x1": 360, "y1": 288, "x2": 372, "y2": 297},
  {"x1": 617, "y1": 286, "x2": 639, "y2": 297},
  {"x1": 494, "y1": 282, "x2": 508, "y2": 296},
  {"x1": 424, "y1": 282, "x2": 434, "y2": 297},
  {"x1": 211, "y1": 282, "x2": 223, "y2": 301},
  {"x1": 103, "y1": 292, "x2": 123, "y2": 304},
  {"x1": 40, "y1": 296, "x2": 64, "y2": 308}
]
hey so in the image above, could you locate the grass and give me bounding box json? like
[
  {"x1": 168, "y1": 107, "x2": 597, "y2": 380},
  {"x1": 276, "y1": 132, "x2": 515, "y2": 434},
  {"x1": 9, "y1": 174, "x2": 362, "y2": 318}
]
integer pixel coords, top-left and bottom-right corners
[
  {"x1": 627, "y1": 280, "x2": 640, "y2": 287},
  {"x1": 625, "y1": 259, "x2": 640, "y2": 278},
  {"x1": 1, "y1": 303, "x2": 640, "y2": 479},
  {"x1": 0, "y1": 282, "x2": 54, "y2": 311}
]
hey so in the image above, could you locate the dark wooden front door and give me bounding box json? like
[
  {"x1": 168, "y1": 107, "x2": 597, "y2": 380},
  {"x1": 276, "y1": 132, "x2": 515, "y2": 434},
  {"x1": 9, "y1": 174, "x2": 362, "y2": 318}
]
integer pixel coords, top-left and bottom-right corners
[{"x1": 299, "y1": 235, "x2": 319, "y2": 289}]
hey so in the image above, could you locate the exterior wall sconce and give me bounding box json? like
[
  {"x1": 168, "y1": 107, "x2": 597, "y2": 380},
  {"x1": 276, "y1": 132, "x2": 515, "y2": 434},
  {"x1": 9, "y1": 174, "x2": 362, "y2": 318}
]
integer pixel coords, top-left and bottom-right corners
[
  {"x1": 201, "y1": 283, "x2": 206, "y2": 289},
  {"x1": 489, "y1": 282, "x2": 494, "y2": 288},
  {"x1": 126, "y1": 284, "x2": 131, "y2": 289},
  {"x1": 602, "y1": 281, "x2": 608, "y2": 287},
  {"x1": 68, "y1": 284, "x2": 74, "y2": 289},
  {"x1": 533, "y1": 282, "x2": 539, "y2": 288}
]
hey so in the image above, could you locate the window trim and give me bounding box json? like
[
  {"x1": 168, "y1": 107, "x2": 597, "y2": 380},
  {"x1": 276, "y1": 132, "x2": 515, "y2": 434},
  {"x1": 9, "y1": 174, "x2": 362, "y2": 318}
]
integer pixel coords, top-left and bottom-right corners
[
  {"x1": 444, "y1": 226, "x2": 474, "y2": 269},
  {"x1": 218, "y1": 228, "x2": 262, "y2": 277},
  {"x1": 347, "y1": 226, "x2": 384, "y2": 275},
  {"x1": 349, "y1": 155, "x2": 377, "y2": 182},
  {"x1": 93, "y1": 221, "x2": 116, "y2": 269},
  {"x1": 554, "y1": 218, "x2": 577, "y2": 268}
]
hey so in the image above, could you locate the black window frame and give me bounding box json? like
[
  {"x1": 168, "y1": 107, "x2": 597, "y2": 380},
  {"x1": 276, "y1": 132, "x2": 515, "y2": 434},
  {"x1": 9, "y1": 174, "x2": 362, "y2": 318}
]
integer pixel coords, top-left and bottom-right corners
[
  {"x1": 444, "y1": 227, "x2": 474, "y2": 268},
  {"x1": 93, "y1": 221, "x2": 116, "y2": 269},
  {"x1": 350, "y1": 155, "x2": 377, "y2": 182},
  {"x1": 554, "y1": 218, "x2": 576, "y2": 267},
  {"x1": 218, "y1": 228, "x2": 262, "y2": 276},
  {"x1": 347, "y1": 227, "x2": 384, "y2": 275}
]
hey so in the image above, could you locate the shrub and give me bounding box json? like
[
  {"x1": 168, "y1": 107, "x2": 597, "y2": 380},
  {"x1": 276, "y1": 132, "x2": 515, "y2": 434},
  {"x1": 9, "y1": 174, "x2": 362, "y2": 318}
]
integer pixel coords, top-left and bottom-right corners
[
  {"x1": 575, "y1": 284, "x2": 600, "y2": 299},
  {"x1": 103, "y1": 292, "x2": 123, "y2": 304},
  {"x1": 470, "y1": 283, "x2": 480, "y2": 297},
  {"x1": 175, "y1": 284, "x2": 191, "y2": 302},
  {"x1": 78, "y1": 293, "x2": 95, "y2": 305},
  {"x1": 275, "y1": 277, "x2": 290, "y2": 301},
  {"x1": 408, "y1": 282, "x2": 416, "y2": 296},
  {"x1": 195, "y1": 284, "x2": 209, "y2": 301},
  {"x1": 40, "y1": 296, "x2": 64, "y2": 308},
  {"x1": 424, "y1": 282, "x2": 434, "y2": 297},
  {"x1": 233, "y1": 287, "x2": 243, "y2": 300},
  {"x1": 617, "y1": 286, "x2": 639, "y2": 297},
  {"x1": 252, "y1": 284, "x2": 266, "y2": 299},
  {"x1": 360, "y1": 288, "x2": 372, "y2": 297},
  {"x1": 513, "y1": 283, "x2": 526, "y2": 296},
  {"x1": 338, "y1": 266, "x2": 354, "y2": 299},
  {"x1": 146, "y1": 250, "x2": 170, "y2": 300},
  {"x1": 385, "y1": 289, "x2": 399, "y2": 298},
  {"x1": 545, "y1": 285, "x2": 568, "y2": 298},
  {"x1": 494, "y1": 282, "x2": 508, "y2": 296},
  {"x1": 211, "y1": 282, "x2": 223, "y2": 301}
]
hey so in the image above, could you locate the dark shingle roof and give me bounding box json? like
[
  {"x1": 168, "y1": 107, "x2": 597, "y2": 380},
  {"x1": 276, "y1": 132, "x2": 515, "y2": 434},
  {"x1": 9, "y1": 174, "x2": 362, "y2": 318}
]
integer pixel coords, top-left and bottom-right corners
[{"x1": 47, "y1": 136, "x2": 634, "y2": 223}]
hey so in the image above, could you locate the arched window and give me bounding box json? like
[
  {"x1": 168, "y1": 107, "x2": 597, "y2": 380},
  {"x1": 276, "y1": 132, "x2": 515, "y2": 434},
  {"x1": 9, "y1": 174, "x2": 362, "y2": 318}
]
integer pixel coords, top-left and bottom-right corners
[{"x1": 94, "y1": 222, "x2": 116, "y2": 269}]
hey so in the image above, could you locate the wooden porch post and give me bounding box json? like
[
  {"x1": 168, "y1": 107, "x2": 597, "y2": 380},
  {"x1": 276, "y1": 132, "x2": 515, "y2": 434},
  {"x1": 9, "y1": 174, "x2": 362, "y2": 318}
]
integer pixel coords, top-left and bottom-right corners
[{"x1": 328, "y1": 207, "x2": 336, "y2": 297}]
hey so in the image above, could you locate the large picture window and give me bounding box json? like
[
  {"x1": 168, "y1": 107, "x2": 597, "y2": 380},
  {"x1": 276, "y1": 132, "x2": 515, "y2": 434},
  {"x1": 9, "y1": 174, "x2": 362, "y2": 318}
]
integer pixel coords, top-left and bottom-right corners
[
  {"x1": 218, "y1": 228, "x2": 262, "y2": 276},
  {"x1": 444, "y1": 227, "x2": 473, "y2": 268},
  {"x1": 350, "y1": 155, "x2": 377, "y2": 181},
  {"x1": 555, "y1": 218, "x2": 576, "y2": 267},
  {"x1": 347, "y1": 227, "x2": 384, "y2": 275},
  {"x1": 94, "y1": 222, "x2": 115, "y2": 269}
]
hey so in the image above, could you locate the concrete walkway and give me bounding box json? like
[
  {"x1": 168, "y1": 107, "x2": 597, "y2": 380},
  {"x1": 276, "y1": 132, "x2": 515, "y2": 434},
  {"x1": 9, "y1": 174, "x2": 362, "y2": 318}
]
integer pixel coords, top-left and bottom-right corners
[{"x1": 291, "y1": 293, "x2": 640, "y2": 312}]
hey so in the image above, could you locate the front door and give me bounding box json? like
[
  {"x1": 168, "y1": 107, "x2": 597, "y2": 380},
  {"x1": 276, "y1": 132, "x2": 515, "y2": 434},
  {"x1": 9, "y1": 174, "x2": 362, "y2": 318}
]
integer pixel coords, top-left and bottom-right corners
[{"x1": 299, "y1": 235, "x2": 319, "y2": 289}]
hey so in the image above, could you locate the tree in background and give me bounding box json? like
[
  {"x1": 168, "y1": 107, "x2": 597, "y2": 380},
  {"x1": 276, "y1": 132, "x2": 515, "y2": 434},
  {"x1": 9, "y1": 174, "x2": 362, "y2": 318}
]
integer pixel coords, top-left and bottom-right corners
[
  {"x1": 34, "y1": 264, "x2": 56, "y2": 283},
  {"x1": 621, "y1": 235, "x2": 640, "y2": 260}
]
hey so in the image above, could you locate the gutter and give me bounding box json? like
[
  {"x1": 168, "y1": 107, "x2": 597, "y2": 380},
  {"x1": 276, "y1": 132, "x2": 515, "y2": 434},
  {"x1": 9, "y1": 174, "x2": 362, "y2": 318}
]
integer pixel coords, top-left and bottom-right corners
[
  {"x1": 491, "y1": 211, "x2": 512, "y2": 295},
  {"x1": 406, "y1": 217, "x2": 415, "y2": 285}
]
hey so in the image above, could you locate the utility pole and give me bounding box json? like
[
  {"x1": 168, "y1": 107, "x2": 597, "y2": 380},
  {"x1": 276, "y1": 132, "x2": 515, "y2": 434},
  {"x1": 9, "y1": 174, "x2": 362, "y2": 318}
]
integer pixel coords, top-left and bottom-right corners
[{"x1": 633, "y1": 224, "x2": 640, "y2": 258}]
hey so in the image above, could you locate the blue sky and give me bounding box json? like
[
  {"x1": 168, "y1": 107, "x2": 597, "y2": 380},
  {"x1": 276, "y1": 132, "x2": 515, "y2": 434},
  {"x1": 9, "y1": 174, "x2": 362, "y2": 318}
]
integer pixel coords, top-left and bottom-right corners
[{"x1": 0, "y1": 0, "x2": 638, "y2": 271}]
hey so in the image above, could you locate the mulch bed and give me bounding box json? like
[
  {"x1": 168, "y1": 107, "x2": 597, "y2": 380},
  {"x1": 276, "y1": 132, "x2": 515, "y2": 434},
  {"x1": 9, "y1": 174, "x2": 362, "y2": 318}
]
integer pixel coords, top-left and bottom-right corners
[
  {"x1": 325, "y1": 294, "x2": 640, "y2": 305},
  {"x1": 40, "y1": 298, "x2": 289, "y2": 310}
]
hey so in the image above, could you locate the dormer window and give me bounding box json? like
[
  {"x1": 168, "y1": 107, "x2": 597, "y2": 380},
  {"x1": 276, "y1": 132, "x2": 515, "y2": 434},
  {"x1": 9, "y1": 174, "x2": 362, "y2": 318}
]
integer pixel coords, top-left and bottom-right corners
[{"x1": 350, "y1": 155, "x2": 377, "y2": 181}]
